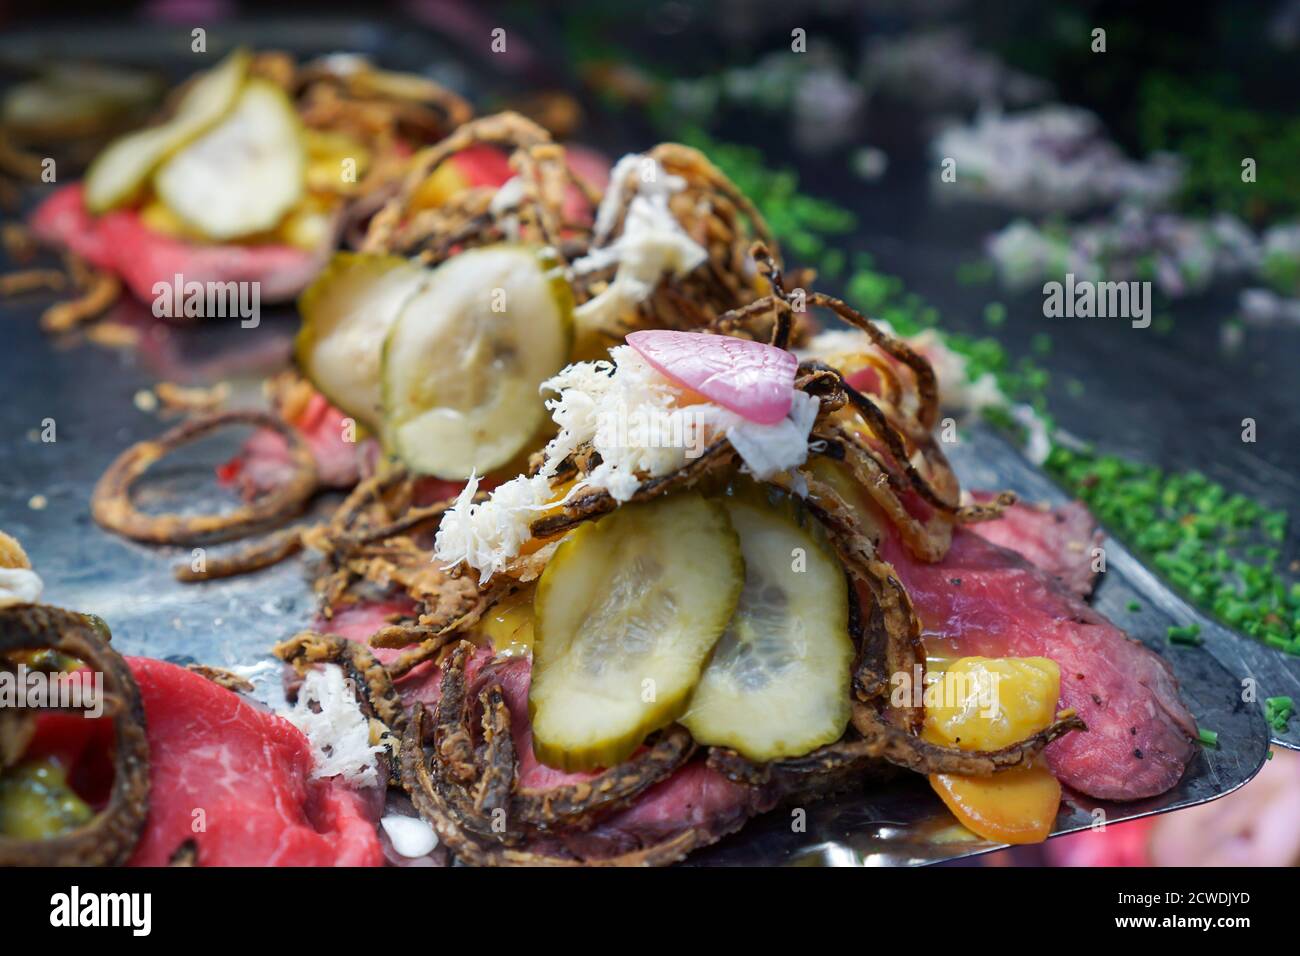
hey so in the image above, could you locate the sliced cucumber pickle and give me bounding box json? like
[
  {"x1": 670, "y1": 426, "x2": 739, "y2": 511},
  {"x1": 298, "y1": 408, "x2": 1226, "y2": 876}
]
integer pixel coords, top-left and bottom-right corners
[
  {"x1": 382, "y1": 244, "x2": 573, "y2": 479},
  {"x1": 296, "y1": 252, "x2": 428, "y2": 428},
  {"x1": 529, "y1": 493, "x2": 744, "y2": 772},
  {"x1": 154, "y1": 78, "x2": 305, "y2": 241},
  {"x1": 84, "y1": 48, "x2": 249, "y2": 214},
  {"x1": 681, "y1": 487, "x2": 854, "y2": 762}
]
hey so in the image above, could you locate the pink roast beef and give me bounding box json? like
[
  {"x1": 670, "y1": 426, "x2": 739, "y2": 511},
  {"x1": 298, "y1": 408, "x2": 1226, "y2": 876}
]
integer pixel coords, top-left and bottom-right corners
[
  {"x1": 967, "y1": 492, "x2": 1104, "y2": 598},
  {"x1": 30, "y1": 184, "x2": 328, "y2": 305},
  {"x1": 124, "y1": 657, "x2": 383, "y2": 866},
  {"x1": 879, "y1": 526, "x2": 1198, "y2": 800},
  {"x1": 468, "y1": 655, "x2": 773, "y2": 859}
]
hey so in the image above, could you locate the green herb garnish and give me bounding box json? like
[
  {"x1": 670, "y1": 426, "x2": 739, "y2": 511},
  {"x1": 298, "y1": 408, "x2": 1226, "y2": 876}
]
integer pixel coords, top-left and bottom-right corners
[
  {"x1": 1265, "y1": 696, "x2": 1295, "y2": 732},
  {"x1": 1167, "y1": 623, "x2": 1204, "y2": 645},
  {"x1": 1048, "y1": 447, "x2": 1297, "y2": 655}
]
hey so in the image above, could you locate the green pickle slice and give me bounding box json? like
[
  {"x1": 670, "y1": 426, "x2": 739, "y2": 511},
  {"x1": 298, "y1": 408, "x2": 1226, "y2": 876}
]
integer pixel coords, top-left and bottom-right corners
[
  {"x1": 153, "y1": 78, "x2": 305, "y2": 240},
  {"x1": 295, "y1": 252, "x2": 427, "y2": 429},
  {"x1": 381, "y1": 244, "x2": 573, "y2": 479},
  {"x1": 529, "y1": 493, "x2": 744, "y2": 772},
  {"x1": 681, "y1": 488, "x2": 854, "y2": 762},
  {"x1": 84, "y1": 48, "x2": 249, "y2": 213}
]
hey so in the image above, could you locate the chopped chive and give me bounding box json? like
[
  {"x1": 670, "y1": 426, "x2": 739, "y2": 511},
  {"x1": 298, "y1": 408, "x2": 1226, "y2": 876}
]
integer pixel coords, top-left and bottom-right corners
[
  {"x1": 1265, "y1": 696, "x2": 1295, "y2": 731},
  {"x1": 1047, "y1": 446, "x2": 1295, "y2": 657},
  {"x1": 1167, "y1": 623, "x2": 1204, "y2": 645},
  {"x1": 1126, "y1": 600, "x2": 1142, "y2": 613},
  {"x1": 1197, "y1": 728, "x2": 1219, "y2": 747}
]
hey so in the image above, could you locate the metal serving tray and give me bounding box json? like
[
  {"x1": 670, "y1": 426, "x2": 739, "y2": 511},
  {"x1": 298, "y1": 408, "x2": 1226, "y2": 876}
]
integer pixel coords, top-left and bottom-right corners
[{"x1": 0, "y1": 14, "x2": 1292, "y2": 867}]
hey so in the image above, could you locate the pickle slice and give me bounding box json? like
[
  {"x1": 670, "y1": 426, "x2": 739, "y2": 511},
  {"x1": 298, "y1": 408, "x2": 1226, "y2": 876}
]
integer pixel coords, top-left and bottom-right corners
[
  {"x1": 681, "y1": 489, "x2": 854, "y2": 761},
  {"x1": 154, "y1": 78, "x2": 304, "y2": 241},
  {"x1": 381, "y1": 244, "x2": 573, "y2": 479},
  {"x1": 84, "y1": 49, "x2": 249, "y2": 214},
  {"x1": 295, "y1": 252, "x2": 427, "y2": 428},
  {"x1": 529, "y1": 493, "x2": 744, "y2": 771}
]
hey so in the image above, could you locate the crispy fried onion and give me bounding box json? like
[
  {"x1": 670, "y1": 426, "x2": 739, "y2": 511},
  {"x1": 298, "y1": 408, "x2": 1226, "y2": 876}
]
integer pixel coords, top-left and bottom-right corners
[
  {"x1": 300, "y1": 467, "x2": 493, "y2": 664},
  {"x1": 173, "y1": 525, "x2": 308, "y2": 582},
  {"x1": 92, "y1": 410, "x2": 318, "y2": 545},
  {"x1": 823, "y1": 372, "x2": 1014, "y2": 525},
  {"x1": 39, "y1": 256, "x2": 120, "y2": 334},
  {"x1": 289, "y1": 53, "x2": 472, "y2": 148},
  {"x1": 528, "y1": 440, "x2": 740, "y2": 542},
  {"x1": 709, "y1": 266, "x2": 1013, "y2": 558},
  {"x1": 580, "y1": 144, "x2": 790, "y2": 340},
  {"x1": 273, "y1": 630, "x2": 406, "y2": 733},
  {"x1": 429, "y1": 406, "x2": 1075, "y2": 793},
  {"x1": 801, "y1": 469, "x2": 1086, "y2": 765},
  {"x1": 358, "y1": 114, "x2": 784, "y2": 339},
  {"x1": 0, "y1": 604, "x2": 150, "y2": 866},
  {"x1": 706, "y1": 739, "x2": 894, "y2": 791},
  {"x1": 400, "y1": 642, "x2": 701, "y2": 866},
  {"x1": 361, "y1": 112, "x2": 569, "y2": 257},
  {"x1": 369, "y1": 580, "x2": 515, "y2": 681},
  {"x1": 847, "y1": 703, "x2": 1083, "y2": 776},
  {"x1": 309, "y1": 469, "x2": 440, "y2": 599},
  {"x1": 185, "y1": 664, "x2": 255, "y2": 693}
]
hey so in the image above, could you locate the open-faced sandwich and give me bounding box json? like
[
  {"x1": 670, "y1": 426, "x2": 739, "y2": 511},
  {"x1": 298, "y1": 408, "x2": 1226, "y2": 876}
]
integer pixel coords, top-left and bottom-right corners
[
  {"x1": 0, "y1": 598, "x2": 392, "y2": 865},
  {"x1": 288, "y1": 109, "x2": 788, "y2": 485},
  {"x1": 26, "y1": 48, "x2": 471, "y2": 308},
  {"x1": 87, "y1": 116, "x2": 793, "y2": 568},
  {"x1": 20, "y1": 260, "x2": 1201, "y2": 866},
  {"x1": 376, "y1": 275, "x2": 1197, "y2": 862},
  {"x1": 6, "y1": 261, "x2": 1200, "y2": 864}
]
